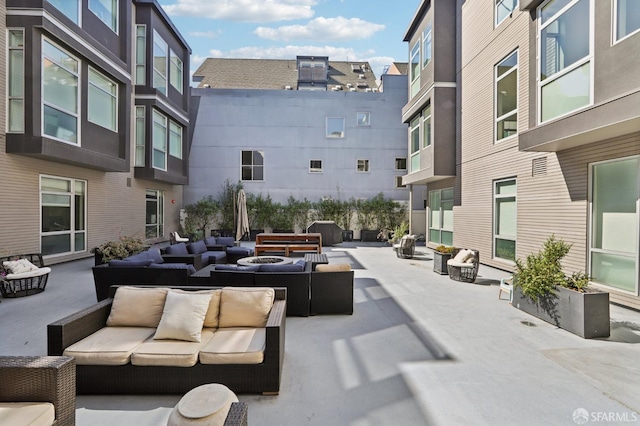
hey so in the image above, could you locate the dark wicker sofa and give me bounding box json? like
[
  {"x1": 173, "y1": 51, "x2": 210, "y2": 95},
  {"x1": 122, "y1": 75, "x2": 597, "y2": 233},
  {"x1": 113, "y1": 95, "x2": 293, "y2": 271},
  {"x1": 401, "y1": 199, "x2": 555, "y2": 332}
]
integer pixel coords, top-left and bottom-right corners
[
  {"x1": 48, "y1": 285, "x2": 286, "y2": 396},
  {"x1": 0, "y1": 356, "x2": 76, "y2": 426}
]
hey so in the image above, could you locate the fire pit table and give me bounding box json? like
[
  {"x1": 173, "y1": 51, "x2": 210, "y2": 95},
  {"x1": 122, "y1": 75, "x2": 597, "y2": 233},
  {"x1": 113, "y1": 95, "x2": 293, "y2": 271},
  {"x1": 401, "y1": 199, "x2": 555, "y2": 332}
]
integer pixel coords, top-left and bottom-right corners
[{"x1": 236, "y1": 256, "x2": 293, "y2": 267}]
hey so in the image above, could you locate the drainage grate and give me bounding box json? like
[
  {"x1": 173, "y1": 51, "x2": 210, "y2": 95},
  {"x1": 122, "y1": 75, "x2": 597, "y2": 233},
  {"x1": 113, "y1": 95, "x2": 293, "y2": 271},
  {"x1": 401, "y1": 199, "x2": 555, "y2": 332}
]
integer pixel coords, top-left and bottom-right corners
[{"x1": 520, "y1": 320, "x2": 537, "y2": 327}]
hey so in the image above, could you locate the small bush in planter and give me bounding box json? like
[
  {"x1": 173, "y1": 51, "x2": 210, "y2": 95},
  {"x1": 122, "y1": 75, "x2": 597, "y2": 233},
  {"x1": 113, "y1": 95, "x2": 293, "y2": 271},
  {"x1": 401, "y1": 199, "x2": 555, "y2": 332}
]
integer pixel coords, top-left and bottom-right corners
[
  {"x1": 514, "y1": 235, "x2": 590, "y2": 302},
  {"x1": 91, "y1": 236, "x2": 145, "y2": 263},
  {"x1": 434, "y1": 245, "x2": 456, "y2": 254}
]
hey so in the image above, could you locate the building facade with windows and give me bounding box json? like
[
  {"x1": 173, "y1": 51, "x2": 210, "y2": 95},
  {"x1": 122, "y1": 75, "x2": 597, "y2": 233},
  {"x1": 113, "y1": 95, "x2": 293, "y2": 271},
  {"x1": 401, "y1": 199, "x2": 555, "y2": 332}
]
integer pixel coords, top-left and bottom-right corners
[
  {"x1": 404, "y1": 0, "x2": 640, "y2": 309},
  {"x1": 1, "y1": 0, "x2": 191, "y2": 263},
  {"x1": 187, "y1": 58, "x2": 419, "y2": 236}
]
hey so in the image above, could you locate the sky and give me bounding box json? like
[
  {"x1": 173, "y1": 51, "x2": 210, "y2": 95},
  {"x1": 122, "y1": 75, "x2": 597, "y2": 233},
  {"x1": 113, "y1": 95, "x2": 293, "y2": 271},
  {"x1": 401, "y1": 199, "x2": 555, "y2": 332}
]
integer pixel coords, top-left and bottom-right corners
[{"x1": 157, "y1": 0, "x2": 422, "y2": 83}]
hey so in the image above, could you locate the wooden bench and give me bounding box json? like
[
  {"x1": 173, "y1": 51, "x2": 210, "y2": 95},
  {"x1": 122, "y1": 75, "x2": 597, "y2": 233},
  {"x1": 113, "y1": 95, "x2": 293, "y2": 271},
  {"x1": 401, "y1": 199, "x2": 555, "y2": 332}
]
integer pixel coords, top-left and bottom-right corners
[
  {"x1": 255, "y1": 245, "x2": 288, "y2": 256},
  {"x1": 286, "y1": 244, "x2": 321, "y2": 256}
]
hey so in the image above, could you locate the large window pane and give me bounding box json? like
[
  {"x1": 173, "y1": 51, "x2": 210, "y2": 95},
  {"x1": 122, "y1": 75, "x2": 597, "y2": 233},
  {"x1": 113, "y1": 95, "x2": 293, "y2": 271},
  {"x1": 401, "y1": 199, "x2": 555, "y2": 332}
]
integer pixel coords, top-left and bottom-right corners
[
  {"x1": 44, "y1": 105, "x2": 77, "y2": 143},
  {"x1": 135, "y1": 107, "x2": 146, "y2": 166},
  {"x1": 496, "y1": 0, "x2": 518, "y2": 26},
  {"x1": 410, "y1": 117, "x2": 420, "y2": 153},
  {"x1": 89, "y1": 0, "x2": 117, "y2": 32},
  {"x1": 153, "y1": 31, "x2": 168, "y2": 94},
  {"x1": 8, "y1": 30, "x2": 24, "y2": 133},
  {"x1": 170, "y1": 50, "x2": 183, "y2": 93},
  {"x1": 422, "y1": 106, "x2": 431, "y2": 147},
  {"x1": 616, "y1": 0, "x2": 640, "y2": 41},
  {"x1": 152, "y1": 111, "x2": 167, "y2": 170},
  {"x1": 422, "y1": 23, "x2": 432, "y2": 67},
  {"x1": 326, "y1": 117, "x2": 345, "y2": 138},
  {"x1": 146, "y1": 189, "x2": 164, "y2": 239},
  {"x1": 136, "y1": 25, "x2": 146, "y2": 85},
  {"x1": 591, "y1": 253, "x2": 636, "y2": 292},
  {"x1": 494, "y1": 179, "x2": 516, "y2": 261},
  {"x1": 541, "y1": 62, "x2": 590, "y2": 122},
  {"x1": 42, "y1": 40, "x2": 78, "y2": 143},
  {"x1": 41, "y1": 176, "x2": 86, "y2": 255},
  {"x1": 47, "y1": 0, "x2": 79, "y2": 24},
  {"x1": 496, "y1": 51, "x2": 518, "y2": 141},
  {"x1": 429, "y1": 189, "x2": 454, "y2": 245},
  {"x1": 88, "y1": 69, "x2": 117, "y2": 131}
]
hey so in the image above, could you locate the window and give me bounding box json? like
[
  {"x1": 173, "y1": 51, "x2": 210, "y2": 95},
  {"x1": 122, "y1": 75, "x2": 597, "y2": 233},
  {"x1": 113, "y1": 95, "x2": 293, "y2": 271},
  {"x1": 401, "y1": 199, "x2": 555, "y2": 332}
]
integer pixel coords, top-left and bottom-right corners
[
  {"x1": 88, "y1": 68, "x2": 117, "y2": 131},
  {"x1": 395, "y1": 158, "x2": 407, "y2": 170},
  {"x1": 538, "y1": 0, "x2": 591, "y2": 123},
  {"x1": 42, "y1": 39, "x2": 79, "y2": 144},
  {"x1": 422, "y1": 23, "x2": 432, "y2": 67},
  {"x1": 494, "y1": 178, "x2": 516, "y2": 261},
  {"x1": 89, "y1": 0, "x2": 117, "y2": 32},
  {"x1": 589, "y1": 157, "x2": 639, "y2": 294},
  {"x1": 153, "y1": 31, "x2": 168, "y2": 95},
  {"x1": 496, "y1": 0, "x2": 518, "y2": 26},
  {"x1": 146, "y1": 189, "x2": 164, "y2": 239},
  {"x1": 169, "y1": 120, "x2": 182, "y2": 159},
  {"x1": 326, "y1": 117, "x2": 345, "y2": 138},
  {"x1": 410, "y1": 41, "x2": 420, "y2": 97},
  {"x1": 395, "y1": 176, "x2": 406, "y2": 188},
  {"x1": 169, "y1": 50, "x2": 183, "y2": 93},
  {"x1": 135, "y1": 25, "x2": 146, "y2": 85},
  {"x1": 429, "y1": 188, "x2": 454, "y2": 246},
  {"x1": 242, "y1": 150, "x2": 264, "y2": 181},
  {"x1": 309, "y1": 160, "x2": 322, "y2": 173},
  {"x1": 152, "y1": 110, "x2": 167, "y2": 170},
  {"x1": 615, "y1": 0, "x2": 640, "y2": 42},
  {"x1": 410, "y1": 116, "x2": 420, "y2": 172},
  {"x1": 495, "y1": 51, "x2": 518, "y2": 141},
  {"x1": 8, "y1": 29, "x2": 24, "y2": 133},
  {"x1": 47, "y1": 0, "x2": 79, "y2": 24},
  {"x1": 357, "y1": 159, "x2": 370, "y2": 172},
  {"x1": 40, "y1": 176, "x2": 86, "y2": 256},
  {"x1": 357, "y1": 112, "x2": 370, "y2": 126},
  {"x1": 135, "y1": 106, "x2": 145, "y2": 166},
  {"x1": 422, "y1": 104, "x2": 431, "y2": 147}
]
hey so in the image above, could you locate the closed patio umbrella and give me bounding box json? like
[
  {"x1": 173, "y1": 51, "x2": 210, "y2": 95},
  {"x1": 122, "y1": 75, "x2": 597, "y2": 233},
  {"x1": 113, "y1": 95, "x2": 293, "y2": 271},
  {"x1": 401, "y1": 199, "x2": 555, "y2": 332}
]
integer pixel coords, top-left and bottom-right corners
[{"x1": 236, "y1": 189, "x2": 250, "y2": 241}]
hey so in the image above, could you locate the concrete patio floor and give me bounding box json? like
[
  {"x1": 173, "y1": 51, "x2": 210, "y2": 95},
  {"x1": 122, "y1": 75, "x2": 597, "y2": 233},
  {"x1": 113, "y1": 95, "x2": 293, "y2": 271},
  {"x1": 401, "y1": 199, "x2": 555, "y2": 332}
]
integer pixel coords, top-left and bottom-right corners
[{"x1": 1, "y1": 242, "x2": 640, "y2": 425}]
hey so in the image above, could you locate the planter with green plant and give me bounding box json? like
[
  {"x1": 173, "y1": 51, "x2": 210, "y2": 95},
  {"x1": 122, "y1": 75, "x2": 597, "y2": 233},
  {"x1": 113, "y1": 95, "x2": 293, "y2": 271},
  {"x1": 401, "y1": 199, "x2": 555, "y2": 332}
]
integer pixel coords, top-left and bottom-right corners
[
  {"x1": 183, "y1": 195, "x2": 220, "y2": 241},
  {"x1": 433, "y1": 245, "x2": 456, "y2": 275},
  {"x1": 512, "y1": 235, "x2": 610, "y2": 339}
]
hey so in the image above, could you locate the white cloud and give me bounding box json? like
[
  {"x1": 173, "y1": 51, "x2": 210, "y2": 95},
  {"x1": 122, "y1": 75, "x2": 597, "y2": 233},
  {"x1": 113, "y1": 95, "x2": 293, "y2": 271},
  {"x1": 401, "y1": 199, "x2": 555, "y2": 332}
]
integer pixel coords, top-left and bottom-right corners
[
  {"x1": 162, "y1": 0, "x2": 316, "y2": 23},
  {"x1": 255, "y1": 16, "x2": 385, "y2": 42},
  {"x1": 188, "y1": 30, "x2": 222, "y2": 38},
  {"x1": 212, "y1": 45, "x2": 361, "y2": 61}
]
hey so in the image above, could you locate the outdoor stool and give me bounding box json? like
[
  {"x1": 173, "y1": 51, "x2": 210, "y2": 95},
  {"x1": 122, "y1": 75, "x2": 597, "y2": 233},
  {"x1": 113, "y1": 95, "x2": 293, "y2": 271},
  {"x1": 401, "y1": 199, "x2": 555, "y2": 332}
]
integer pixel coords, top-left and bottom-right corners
[{"x1": 168, "y1": 383, "x2": 247, "y2": 426}]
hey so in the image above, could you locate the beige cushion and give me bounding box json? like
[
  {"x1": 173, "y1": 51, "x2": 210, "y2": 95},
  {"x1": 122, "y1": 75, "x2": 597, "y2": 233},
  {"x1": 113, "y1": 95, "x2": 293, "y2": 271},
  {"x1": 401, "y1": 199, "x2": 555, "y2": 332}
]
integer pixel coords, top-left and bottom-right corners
[
  {"x1": 219, "y1": 287, "x2": 274, "y2": 328},
  {"x1": 199, "y1": 327, "x2": 266, "y2": 365},
  {"x1": 447, "y1": 259, "x2": 475, "y2": 268},
  {"x1": 452, "y1": 249, "x2": 474, "y2": 263},
  {"x1": 316, "y1": 263, "x2": 351, "y2": 272},
  {"x1": 106, "y1": 286, "x2": 168, "y2": 328},
  {"x1": 0, "y1": 402, "x2": 55, "y2": 426},
  {"x1": 3, "y1": 259, "x2": 39, "y2": 275},
  {"x1": 171, "y1": 289, "x2": 222, "y2": 328},
  {"x1": 154, "y1": 291, "x2": 212, "y2": 342},
  {"x1": 168, "y1": 384, "x2": 238, "y2": 426},
  {"x1": 5, "y1": 267, "x2": 51, "y2": 280},
  {"x1": 63, "y1": 327, "x2": 155, "y2": 365},
  {"x1": 131, "y1": 329, "x2": 215, "y2": 367}
]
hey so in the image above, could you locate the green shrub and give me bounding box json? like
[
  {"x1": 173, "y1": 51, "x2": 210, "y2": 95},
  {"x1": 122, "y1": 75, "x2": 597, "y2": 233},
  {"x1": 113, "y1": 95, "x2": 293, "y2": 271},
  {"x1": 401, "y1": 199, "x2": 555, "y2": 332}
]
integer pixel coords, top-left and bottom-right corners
[{"x1": 92, "y1": 235, "x2": 145, "y2": 263}]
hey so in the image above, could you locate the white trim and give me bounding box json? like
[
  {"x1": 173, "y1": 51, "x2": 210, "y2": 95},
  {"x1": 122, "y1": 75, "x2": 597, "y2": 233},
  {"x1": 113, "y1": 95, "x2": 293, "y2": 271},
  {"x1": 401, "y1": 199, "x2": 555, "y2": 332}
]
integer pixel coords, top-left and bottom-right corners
[
  {"x1": 612, "y1": 0, "x2": 640, "y2": 45},
  {"x1": 7, "y1": 9, "x2": 130, "y2": 81}
]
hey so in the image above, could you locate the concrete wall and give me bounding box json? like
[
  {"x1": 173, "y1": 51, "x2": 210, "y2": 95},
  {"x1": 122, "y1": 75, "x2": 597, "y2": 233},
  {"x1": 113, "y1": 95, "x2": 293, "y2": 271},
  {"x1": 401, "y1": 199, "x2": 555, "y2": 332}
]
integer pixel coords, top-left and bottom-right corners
[{"x1": 186, "y1": 74, "x2": 410, "y2": 206}]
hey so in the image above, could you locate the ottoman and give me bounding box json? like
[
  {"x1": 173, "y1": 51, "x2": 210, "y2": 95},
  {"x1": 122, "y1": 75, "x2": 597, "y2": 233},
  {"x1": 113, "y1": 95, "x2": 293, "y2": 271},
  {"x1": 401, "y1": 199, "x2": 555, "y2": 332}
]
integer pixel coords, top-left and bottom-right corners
[
  {"x1": 167, "y1": 384, "x2": 247, "y2": 426},
  {"x1": 226, "y1": 247, "x2": 254, "y2": 264}
]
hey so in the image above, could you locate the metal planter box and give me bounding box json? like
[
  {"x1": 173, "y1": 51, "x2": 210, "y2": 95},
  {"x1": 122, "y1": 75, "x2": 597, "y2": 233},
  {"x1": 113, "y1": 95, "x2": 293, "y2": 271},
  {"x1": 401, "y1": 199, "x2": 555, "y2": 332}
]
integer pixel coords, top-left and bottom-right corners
[
  {"x1": 512, "y1": 286, "x2": 610, "y2": 339},
  {"x1": 433, "y1": 252, "x2": 451, "y2": 275}
]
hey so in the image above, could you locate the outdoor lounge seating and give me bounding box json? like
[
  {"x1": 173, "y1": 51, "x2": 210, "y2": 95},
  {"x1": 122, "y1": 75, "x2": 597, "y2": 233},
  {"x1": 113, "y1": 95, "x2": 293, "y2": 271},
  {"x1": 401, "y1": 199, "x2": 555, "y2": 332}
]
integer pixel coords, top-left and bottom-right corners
[
  {"x1": 393, "y1": 235, "x2": 416, "y2": 259},
  {"x1": 0, "y1": 253, "x2": 52, "y2": 298},
  {"x1": 447, "y1": 248, "x2": 480, "y2": 283},
  {"x1": 0, "y1": 356, "x2": 76, "y2": 426},
  {"x1": 48, "y1": 285, "x2": 286, "y2": 395},
  {"x1": 169, "y1": 231, "x2": 189, "y2": 245}
]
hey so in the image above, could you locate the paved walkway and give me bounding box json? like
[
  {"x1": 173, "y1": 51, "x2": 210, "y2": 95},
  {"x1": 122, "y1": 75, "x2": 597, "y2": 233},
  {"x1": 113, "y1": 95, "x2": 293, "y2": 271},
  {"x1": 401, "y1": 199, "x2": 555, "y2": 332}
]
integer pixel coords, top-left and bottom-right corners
[{"x1": 1, "y1": 242, "x2": 639, "y2": 425}]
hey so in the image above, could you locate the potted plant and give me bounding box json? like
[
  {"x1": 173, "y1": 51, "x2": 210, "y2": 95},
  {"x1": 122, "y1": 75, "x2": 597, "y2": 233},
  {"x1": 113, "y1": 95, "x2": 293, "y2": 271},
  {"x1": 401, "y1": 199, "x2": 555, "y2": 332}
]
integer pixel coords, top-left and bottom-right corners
[
  {"x1": 246, "y1": 193, "x2": 273, "y2": 240},
  {"x1": 91, "y1": 235, "x2": 146, "y2": 265},
  {"x1": 432, "y1": 245, "x2": 456, "y2": 275},
  {"x1": 183, "y1": 195, "x2": 220, "y2": 241},
  {"x1": 512, "y1": 235, "x2": 610, "y2": 339}
]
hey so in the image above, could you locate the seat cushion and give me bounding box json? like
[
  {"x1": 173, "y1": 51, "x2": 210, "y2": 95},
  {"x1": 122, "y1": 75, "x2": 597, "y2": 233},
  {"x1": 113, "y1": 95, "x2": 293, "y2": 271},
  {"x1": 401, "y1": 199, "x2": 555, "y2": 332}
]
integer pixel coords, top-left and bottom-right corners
[
  {"x1": 199, "y1": 328, "x2": 266, "y2": 365},
  {"x1": 217, "y1": 237, "x2": 235, "y2": 248},
  {"x1": 447, "y1": 259, "x2": 475, "y2": 268},
  {"x1": 154, "y1": 291, "x2": 212, "y2": 342},
  {"x1": 0, "y1": 402, "x2": 55, "y2": 426},
  {"x1": 316, "y1": 263, "x2": 351, "y2": 272},
  {"x1": 219, "y1": 287, "x2": 275, "y2": 328},
  {"x1": 187, "y1": 240, "x2": 208, "y2": 255},
  {"x1": 165, "y1": 243, "x2": 189, "y2": 255},
  {"x1": 452, "y1": 249, "x2": 474, "y2": 263},
  {"x1": 108, "y1": 259, "x2": 152, "y2": 268},
  {"x1": 226, "y1": 246, "x2": 253, "y2": 255},
  {"x1": 202, "y1": 251, "x2": 227, "y2": 264},
  {"x1": 5, "y1": 267, "x2": 51, "y2": 280},
  {"x1": 259, "y1": 263, "x2": 304, "y2": 272},
  {"x1": 131, "y1": 329, "x2": 215, "y2": 367},
  {"x1": 63, "y1": 326, "x2": 155, "y2": 365},
  {"x1": 3, "y1": 259, "x2": 39, "y2": 274},
  {"x1": 106, "y1": 286, "x2": 168, "y2": 327}
]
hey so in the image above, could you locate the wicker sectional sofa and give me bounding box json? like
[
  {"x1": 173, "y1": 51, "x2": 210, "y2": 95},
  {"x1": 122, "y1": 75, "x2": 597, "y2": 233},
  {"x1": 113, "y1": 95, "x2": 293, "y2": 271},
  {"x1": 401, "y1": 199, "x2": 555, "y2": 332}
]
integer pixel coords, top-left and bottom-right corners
[{"x1": 48, "y1": 285, "x2": 286, "y2": 395}]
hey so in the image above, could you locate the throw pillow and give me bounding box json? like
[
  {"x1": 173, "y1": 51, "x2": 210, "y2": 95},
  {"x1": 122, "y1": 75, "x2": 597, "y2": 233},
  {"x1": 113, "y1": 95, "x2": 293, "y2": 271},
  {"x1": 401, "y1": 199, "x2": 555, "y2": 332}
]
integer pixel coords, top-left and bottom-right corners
[
  {"x1": 187, "y1": 240, "x2": 207, "y2": 255},
  {"x1": 452, "y1": 249, "x2": 473, "y2": 263},
  {"x1": 219, "y1": 287, "x2": 275, "y2": 328},
  {"x1": 154, "y1": 291, "x2": 212, "y2": 342},
  {"x1": 164, "y1": 243, "x2": 189, "y2": 255},
  {"x1": 170, "y1": 289, "x2": 222, "y2": 328},
  {"x1": 316, "y1": 263, "x2": 351, "y2": 272},
  {"x1": 106, "y1": 286, "x2": 168, "y2": 328},
  {"x1": 217, "y1": 237, "x2": 235, "y2": 248}
]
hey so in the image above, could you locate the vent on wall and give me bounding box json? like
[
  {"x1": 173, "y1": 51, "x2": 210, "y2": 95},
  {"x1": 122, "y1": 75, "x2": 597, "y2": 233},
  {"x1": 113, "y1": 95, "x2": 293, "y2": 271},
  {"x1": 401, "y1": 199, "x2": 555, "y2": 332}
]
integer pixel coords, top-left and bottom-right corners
[{"x1": 532, "y1": 156, "x2": 547, "y2": 177}]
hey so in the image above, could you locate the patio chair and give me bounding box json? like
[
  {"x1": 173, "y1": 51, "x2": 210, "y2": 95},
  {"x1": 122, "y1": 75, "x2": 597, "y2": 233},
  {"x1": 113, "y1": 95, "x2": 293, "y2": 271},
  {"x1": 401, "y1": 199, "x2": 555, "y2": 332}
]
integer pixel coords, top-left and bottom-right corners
[
  {"x1": 0, "y1": 253, "x2": 52, "y2": 298},
  {"x1": 0, "y1": 356, "x2": 76, "y2": 426},
  {"x1": 498, "y1": 276, "x2": 513, "y2": 302},
  {"x1": 447, "y1": 248, "x2": 480, "y2": 283},
  {"x1": 169, "y1": 231, "x2": 189, "y2": 245},
  {"x1": 393, "y1": 235, "x2": 416, "y2": 259}
]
